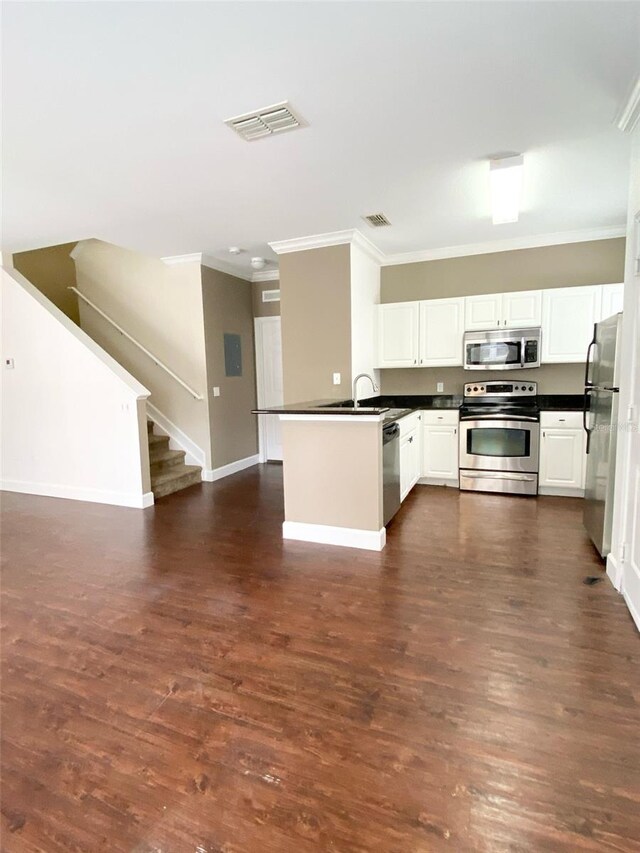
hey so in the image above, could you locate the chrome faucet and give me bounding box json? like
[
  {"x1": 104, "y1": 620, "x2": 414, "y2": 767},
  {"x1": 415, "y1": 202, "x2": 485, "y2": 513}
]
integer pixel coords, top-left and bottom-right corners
[{"x1": 352, "y1": 373, "x2": 379, "y2": 408}]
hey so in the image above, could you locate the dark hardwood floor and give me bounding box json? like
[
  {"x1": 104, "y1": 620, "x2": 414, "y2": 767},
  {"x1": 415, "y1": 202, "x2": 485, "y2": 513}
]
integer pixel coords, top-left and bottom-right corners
[{"x1": 1, "y1": 467, "x2": 639, "y2": 852}]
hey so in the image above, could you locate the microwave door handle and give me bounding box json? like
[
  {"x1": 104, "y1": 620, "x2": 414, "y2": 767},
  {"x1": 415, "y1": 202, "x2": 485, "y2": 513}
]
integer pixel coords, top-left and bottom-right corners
[{"x1": 521, "y1": 336, "x2": 526, "y2": 368}]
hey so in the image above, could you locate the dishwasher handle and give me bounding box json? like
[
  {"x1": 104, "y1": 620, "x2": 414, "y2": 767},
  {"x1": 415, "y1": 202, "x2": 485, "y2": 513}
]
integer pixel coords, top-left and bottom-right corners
[{"x1": 382, "y1": 422, "x2": 400, "y2": 445}]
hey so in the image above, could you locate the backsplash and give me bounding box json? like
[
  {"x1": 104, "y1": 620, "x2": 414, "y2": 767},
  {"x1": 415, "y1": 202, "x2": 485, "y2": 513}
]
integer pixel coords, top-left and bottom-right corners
[{"x1": 380, "y1": 363, "x2": 584, "y2": 396}]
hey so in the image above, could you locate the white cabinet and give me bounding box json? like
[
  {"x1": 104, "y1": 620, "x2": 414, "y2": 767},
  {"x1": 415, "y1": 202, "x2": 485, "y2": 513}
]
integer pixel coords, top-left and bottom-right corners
[
  {"x1": 418, "y1": 298, "x2": 464, "y2": 366},
  {"x1": 541, "y1": 286, "x2": 601, "y2": 364},
  {"x1": 376, "y1": 302, "x2": 420, "y2": 368},
  {"x1": 465, "y1": 293, "x2": 503, "y2": 331},
  {"x1": 377, "y1": 299, "x2": 463, "y2": 368},
  {"x1": 399, "y1": 412, "x2": 421, "y2": 501},
  {"x1": 464, "y1": 290, "x2": 542, "y2": 331},
  {"x1": 599, "y1": 283, "x2": 624, "y2": 320},
  {"x1": 539, "y1": 411, "x2": 586, "y2": 495},
  {"x1": 421, "y1": 410, "x2": 459, "y2": 483},
  {"x1": 502, "y1": 290, "x2": 543, "y2": 329}
]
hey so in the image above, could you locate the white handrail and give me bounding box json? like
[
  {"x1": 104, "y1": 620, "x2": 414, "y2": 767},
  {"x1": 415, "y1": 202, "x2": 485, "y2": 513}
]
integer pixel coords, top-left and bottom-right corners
[{"x1": 68, "y1": 287, "x2": 204, "y2": 401}]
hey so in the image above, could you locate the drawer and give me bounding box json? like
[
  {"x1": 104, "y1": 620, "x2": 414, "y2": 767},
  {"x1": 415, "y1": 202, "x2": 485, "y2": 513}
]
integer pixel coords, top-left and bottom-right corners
[
  {"x1": 421, "y1": 409, "x2": 459, "y2": 426},
  {"x1": 399, "y1": 411, "x2": 420, "y2": 437},
  {"x1": 540, "y1": 411, "x2": 583, "y2": 429}
]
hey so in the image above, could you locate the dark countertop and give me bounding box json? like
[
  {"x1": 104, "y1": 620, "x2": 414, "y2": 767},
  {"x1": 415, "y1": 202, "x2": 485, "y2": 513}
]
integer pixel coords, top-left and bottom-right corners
[{"x1": 253, "y1": 393, "x2": 585, "y2": 417}]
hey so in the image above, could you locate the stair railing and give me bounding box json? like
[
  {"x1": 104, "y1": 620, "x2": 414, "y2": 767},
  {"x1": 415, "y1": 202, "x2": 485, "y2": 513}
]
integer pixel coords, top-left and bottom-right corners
[{"x1": 68, "y1": 286, "x2": 204, "y2": 401}]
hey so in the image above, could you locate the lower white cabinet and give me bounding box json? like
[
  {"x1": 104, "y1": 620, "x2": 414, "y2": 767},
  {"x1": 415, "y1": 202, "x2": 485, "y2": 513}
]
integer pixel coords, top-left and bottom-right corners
[
  {"x1": 399, "y1": 413, "x2": 421, "y2": 501},
  {"x1": 539, "y1": 411, "x2": 587, "y2": 495},
  {"x1": 421, "y1": 410, "x2": 459, "y2": 484}
]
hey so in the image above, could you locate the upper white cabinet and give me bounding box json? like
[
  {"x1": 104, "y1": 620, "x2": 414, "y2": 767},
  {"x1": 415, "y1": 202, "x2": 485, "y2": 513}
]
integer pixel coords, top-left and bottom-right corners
[
  {"x1": 464, "y1": 293, "x2": 503, "y2": 331},
  {"x1": 503, "y1": 290, "x2": 543, "y2": 329},
  {"x1": 541, "y1": 286, "x2": 601, "y2": 363},
  {"x1": 464, "y1": 290, "x2": 542, "y2": 331},
  {"x1": 376, "y1": 299, "x2": 464, "y2": 368},
  {"x1": 599, "y1": 283, "x2": 624, "y2": 321},
  {"x1": 376, "y1": 302, "x2": 420, "y2": 368},
  {"x1": 418, "y1": 298, "x2": 465, "y2": 367}
]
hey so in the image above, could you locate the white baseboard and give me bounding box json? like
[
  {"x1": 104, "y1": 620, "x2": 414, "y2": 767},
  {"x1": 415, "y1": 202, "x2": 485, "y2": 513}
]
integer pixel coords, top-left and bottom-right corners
[
  {"x1": 606, "y1": 552, "x2": 623, "y2": 591},
  {"x1": 623, "y1": 587, "x2": 640, "y2": 632},
  {"x1": 418, "y1": 477, "x2": 459, "y2": 488},
  {"x1": 282, "y1": 520, "x2": 386, "y2": 551},
  {"x1": 1, "y1": 479, "x2": 154, "y2": 509},
  {"x1": 202, "y1": 454, "x2": 260, "y2": 482},
  {"x1": 538, "y1": 486, "x2": 585, "y2": 497},
  {"x1": 146, "y1": 402, "x2": 205, "y2": 468}
]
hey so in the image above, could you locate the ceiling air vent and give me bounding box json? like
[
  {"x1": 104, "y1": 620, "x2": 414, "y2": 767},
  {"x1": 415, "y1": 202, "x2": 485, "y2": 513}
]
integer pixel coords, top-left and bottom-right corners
[
  {"x1": 262, "y1": 289, "x2": 281, "y2": 303},
  {"x1": 363, "y1": 213, "x2": 391, "y2": 227},
  {"x1": 224, "y1": 102, "x2": 307, "y2": 142}
]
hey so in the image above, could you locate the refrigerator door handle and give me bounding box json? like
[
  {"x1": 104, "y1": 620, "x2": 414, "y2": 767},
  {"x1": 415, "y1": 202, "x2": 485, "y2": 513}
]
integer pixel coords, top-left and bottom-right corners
[
  {"x1": 583, "y1": 389, "x2": 593, "y2": 454},
  {"x1": 584, "y1": 325, "x2": 597, "y2": 388}
]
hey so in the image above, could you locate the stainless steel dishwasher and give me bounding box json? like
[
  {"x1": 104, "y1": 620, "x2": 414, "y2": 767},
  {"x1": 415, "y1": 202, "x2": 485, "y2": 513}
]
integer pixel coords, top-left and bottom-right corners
[{"x1": 382, "y1": 422, "x2": 401, "y2": 525}]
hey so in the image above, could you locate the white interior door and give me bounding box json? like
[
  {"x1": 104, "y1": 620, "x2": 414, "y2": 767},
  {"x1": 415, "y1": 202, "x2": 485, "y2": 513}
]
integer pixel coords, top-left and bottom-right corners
[{"x1": 255, "y1": 317, "x2": 283, "y2": 462}]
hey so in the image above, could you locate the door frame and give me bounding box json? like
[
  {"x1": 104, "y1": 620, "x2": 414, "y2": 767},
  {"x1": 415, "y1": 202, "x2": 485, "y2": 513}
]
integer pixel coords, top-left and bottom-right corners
[{"x1": 254, "y1": 316, "x2": 282, "y2": 463}]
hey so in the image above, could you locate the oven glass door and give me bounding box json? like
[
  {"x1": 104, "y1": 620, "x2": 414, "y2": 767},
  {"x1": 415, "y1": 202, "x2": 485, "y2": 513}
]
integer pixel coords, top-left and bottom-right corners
[
  {"x1": 460, "y1": 419, "x2": 539, "y2": 473},
  {"x1": 465, "y1": 340, "x2": 522, "y2": 369}
]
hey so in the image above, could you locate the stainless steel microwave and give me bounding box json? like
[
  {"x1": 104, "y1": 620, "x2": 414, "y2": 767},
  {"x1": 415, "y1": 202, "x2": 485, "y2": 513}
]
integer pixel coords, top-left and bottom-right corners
[{"x1": 463, "y1": 328, "x2": 541, "y2": 370}]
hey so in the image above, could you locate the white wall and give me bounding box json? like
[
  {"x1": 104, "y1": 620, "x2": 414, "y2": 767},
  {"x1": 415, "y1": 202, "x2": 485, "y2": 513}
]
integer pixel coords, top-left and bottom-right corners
[
  {"x1": 608, "y1": 118, "x2": 640, "y2": 630},
  {"x1": 350, "y1": 243, "x2": 381, "y2": 389},
  {"x1": 1, "y1": 265, "x2": 153, "y2": 507}
]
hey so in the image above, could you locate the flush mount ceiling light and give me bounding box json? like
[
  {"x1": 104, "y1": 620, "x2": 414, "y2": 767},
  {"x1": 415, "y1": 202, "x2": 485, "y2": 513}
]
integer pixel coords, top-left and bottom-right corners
[
  {"x1": 250, "y1": 257, "x2": 267, "y2": 270},
  {"x1": 228, "y1": 246, "x2": 242, "y2": 255},
  {"x1": 224, "y1": 101, "x2": 307, "y2": 142},
  {"x1": 489, "y1": 155, "x2": 524, "y2": 224}
]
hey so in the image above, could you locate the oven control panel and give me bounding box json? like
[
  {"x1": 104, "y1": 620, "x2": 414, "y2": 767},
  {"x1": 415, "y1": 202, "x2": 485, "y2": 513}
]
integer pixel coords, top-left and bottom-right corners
[{"x1": 464, "y1": 381, "x2": 537, "y2": 398}]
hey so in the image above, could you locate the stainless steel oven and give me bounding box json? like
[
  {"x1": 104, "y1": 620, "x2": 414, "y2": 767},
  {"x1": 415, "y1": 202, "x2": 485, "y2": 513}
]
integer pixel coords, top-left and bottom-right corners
[
  {"x1": 464, "y1": 327, "x2": 541, "y2": 370},
  {"x1": 459, "y1": 381, "x2": 540, "y2": 496}
]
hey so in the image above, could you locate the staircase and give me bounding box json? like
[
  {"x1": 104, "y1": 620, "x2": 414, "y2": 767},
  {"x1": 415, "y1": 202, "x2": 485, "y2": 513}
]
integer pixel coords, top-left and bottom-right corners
[{"x1": 147, "y1": 420, "x2": 202, "y2": 499}]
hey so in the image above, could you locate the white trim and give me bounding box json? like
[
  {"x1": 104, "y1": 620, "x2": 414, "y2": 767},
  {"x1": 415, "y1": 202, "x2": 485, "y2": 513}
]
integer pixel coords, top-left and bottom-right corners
[
  {"x1": 606, "y1": 551, "x2": 623, "y2": 591},
  {"x1": 623, "y1": 587, "x2": 640, "y2": 632},
  {"x1": 1, "y1": 480, "x2": 154, "y2": 509},
  {"x1": 269, "y1": 228, "x2": 384, "y2": 265},
  {"x1": 616, "y1": 74, "x2": 640, "y2": 133},
  {"x1": 252, "y1": 269, "x2": 280, "y2": 282},
  {"x1": 538, "y1": 486, "x2": 585, "y2": 498},
  {"x1": 161, "y1": 252, "x2": 203, "y2": 266},
  {"x1": 381, "y1": 226, "x2": 627, "y2": 266},
  {"x1": 201, "y1": 253, "x2": 254, "y2": 281},
  {"x1": 254, "y1": 316, "x2": 283, "y2": 463},
  {"x1": 146, "y1": 402, "x2": 205, "y2": 468},
  {"x1": 202, "y1": 454, "x2": 259, "y2": 482},
  {"x1": 282, "y1": 520, "x2": 386, "y2": 551},
  {"x1": 279, "y1": 413, "x2": 384, "y2": 423}
]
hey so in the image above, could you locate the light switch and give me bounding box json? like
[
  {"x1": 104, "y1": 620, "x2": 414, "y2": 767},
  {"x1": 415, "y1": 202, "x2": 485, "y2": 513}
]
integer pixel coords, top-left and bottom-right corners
[
  {"x1": 213, "y1": 386, "x2": 220, "y2": 397},
  {"x1": 333, "y1": 373, "x2": 341, "y2": 385},
  {"x1": 4, "y1": 358, "x2": 14, "y2": 369},
  {"x1": 436, "y1": 381, "x2": 444, "y2": 393}
]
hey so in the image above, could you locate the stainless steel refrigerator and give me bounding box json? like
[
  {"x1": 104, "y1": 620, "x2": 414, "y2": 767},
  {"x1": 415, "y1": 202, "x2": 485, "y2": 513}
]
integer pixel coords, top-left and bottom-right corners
[{"x1": 583, "y1": 312, "x2": 623, "y2": 557}]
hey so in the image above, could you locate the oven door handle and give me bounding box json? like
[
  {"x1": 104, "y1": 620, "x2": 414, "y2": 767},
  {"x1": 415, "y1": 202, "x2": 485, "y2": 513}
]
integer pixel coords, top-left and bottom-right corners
[
  {"x1": 460, "y1": 414, "x2": 540, "y2": 422},
  {"x1": 462, "y1": 471, "x2": 537, "y2": 482}
]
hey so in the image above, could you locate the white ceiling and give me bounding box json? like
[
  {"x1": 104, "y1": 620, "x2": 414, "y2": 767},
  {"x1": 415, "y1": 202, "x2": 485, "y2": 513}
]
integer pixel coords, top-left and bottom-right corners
[{"x1": 3, "y1": 2, "x2": 639, "y2": 273}]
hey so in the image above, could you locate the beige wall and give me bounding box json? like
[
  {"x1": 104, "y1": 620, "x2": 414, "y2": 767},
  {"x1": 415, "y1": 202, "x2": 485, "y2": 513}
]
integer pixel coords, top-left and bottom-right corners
[
  {"x1": 280, "y1": 244, "x2": 351, "y2": 403},
  {"x1": 73, "y1": 239, "x2": 213, "y2": 467},
  {"x1": 282, "y1": 419, "x2": 382, "y2": 530},
  {"x1": 380, "y1": 238, "x2": 625, "y2": 396},
  {"x1": 201, "y1": 266, "x2": 258, "y2": 469},
  {"x1": 252, "y1": 281, "x2": 280, "y2": 318},
  {"x1": 381, "y1": 364, "x2": 585, "y2": 396},
  {"x1": 381, "y1": 238, "x2": 625, "y2": 302},
  {"x1": 13, "y1": 242, "x2": 79, "y2": 323}
]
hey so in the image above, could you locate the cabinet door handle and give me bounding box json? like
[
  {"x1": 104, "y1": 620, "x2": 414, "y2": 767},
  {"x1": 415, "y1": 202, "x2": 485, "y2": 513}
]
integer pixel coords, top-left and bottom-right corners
[
  {"x1": 408, "y1": 436, "x2": 413, "y2": 443},
  {"x1": 543, "y1": 431, "x2": 546, "y2": 438}
]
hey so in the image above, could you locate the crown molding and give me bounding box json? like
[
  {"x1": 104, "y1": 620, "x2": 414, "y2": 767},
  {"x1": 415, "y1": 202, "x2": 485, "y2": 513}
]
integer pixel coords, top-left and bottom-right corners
[
  {"x1": 380, "y1": 225, "x2": 627, "y2": 266},
  {"x1": 161, "y1": 252, "x2": 203, "y2": 266},
  {"x1": 252, "y1": 268, "x2": 280, "y2": 282},
  {"x1": 616, "y1": 74, "x2": 640, "y2": 133},
  {"x1": 269, "y1": 228, "x2": 385, "y2": 265},
  {"x1": 201, "y1": 253, "x2": 253, "y2": 281}
]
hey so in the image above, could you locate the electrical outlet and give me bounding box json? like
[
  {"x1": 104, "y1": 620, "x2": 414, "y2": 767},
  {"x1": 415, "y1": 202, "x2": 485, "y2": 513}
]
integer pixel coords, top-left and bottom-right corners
[
  {"x1": 333, "y1": 372, "x2": 341, "y2": 385},
  {"x1": 436, "y1": 381, "x2": 444, "y2": 393},
  {"x1": 213, "y1": 386, "x2": 220, "y2": 397}
]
